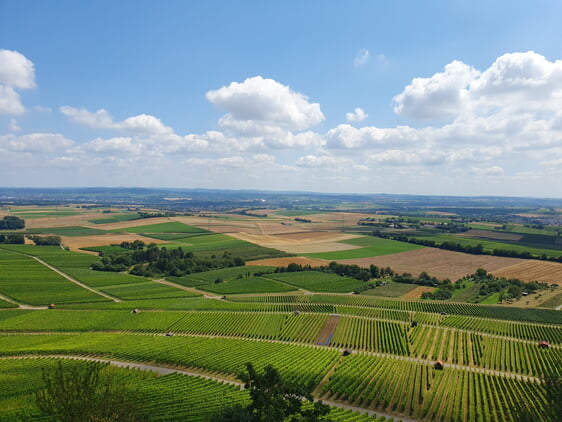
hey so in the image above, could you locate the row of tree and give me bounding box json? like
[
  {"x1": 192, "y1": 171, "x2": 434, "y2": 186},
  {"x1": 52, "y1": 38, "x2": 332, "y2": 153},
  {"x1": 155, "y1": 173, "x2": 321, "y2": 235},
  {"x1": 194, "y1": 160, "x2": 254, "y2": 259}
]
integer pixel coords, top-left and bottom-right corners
[
  {"x1": 91, "y1": 244, "x2": 244, "y2": 277},
  {"x1": 371, "y1": 230, "x2": 562, "y2": 262},
  {"x1": 0, "y1": 233, "x2": 24, "y2": 244},
  {"x1": 0, "y1": 215, "x2": 25, "y2": 230},
  {"x1": 274, "y1": 261, "x2": 394, "y2": 282},
  {"x1": 29, "y1": 235, "x2": 62, "y2": 246}
]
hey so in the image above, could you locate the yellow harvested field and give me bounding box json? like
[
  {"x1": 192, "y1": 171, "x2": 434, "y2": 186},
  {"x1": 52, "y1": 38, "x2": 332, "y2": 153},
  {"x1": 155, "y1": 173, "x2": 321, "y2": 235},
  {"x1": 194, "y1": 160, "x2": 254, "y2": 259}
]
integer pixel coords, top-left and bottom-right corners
[
  {"x1": 61, "y1": 233, "x2": 167, "y2": 251},
  {"x1": 230, "y1": 232, "x2": 362, "y2": 254},
  {"x1": 491, "y1": 260, "x2": 562, "y2": 285},
  {"x1": 92, "y1": 217, "x2": 175, "y2": 230},
  {"x1": 258, "y1": 223, "x2": 306, "y2": 235},
  {"x1": 272, "y1": 232, "x2": 361, "y2": 242},
  {"x1": 275, "y1": 242, "x2": 359, "y2": 254},
  {"x1": 338, "y1": 248, "x2": 525, "y2": 281},
  {"x1": 24, "y1": 213, "x2": 106, "y2": 228},
  {"x1": 458, "y1": 229, "x2": 523, "y2": 241},
  {"x1": 246, "y1": 256, "x2": 329, "y2": 267},
  {"x1": 401, "y1": 286, "x2": 436, "y2": 299}
]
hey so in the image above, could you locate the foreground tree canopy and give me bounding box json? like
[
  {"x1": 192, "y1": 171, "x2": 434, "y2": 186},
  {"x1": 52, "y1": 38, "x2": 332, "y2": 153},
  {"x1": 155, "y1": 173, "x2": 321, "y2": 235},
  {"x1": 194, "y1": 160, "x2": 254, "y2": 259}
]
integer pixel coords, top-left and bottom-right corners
[
  {"x1": 212, "y1": 363, "x2": 331, "y2": 422},
  {"x1": 34, "y1": 361, "x2": 146, "y2": 422}
]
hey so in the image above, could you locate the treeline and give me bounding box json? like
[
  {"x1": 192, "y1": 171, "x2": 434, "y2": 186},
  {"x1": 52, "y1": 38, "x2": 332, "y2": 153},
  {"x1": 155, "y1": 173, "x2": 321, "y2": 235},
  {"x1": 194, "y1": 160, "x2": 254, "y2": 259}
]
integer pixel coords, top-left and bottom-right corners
[
  {"x1": 91, "y1": 243, "x2": 245, "y2": 277},
  {"x1": 0, "y1": 234, "x2": 24, "y2": 244},
  {"x1": 274, "y1": 261, "x2": 394, "y2": 282},
  {"x1": 29, "y1": 235, "x2": 62, "y2": 246},
  {"x1": 137, "y1": 211, "x2": 176, "y2": 219},
  {"x1": 371, "y1": 230, "x2": 562, "y2": 262},
  {"x1": 294, "y1": 217, "x2": 312, "y2": 223},
  {"x1": 0, "y1": 216, "x2": 25, "y2": 230}
]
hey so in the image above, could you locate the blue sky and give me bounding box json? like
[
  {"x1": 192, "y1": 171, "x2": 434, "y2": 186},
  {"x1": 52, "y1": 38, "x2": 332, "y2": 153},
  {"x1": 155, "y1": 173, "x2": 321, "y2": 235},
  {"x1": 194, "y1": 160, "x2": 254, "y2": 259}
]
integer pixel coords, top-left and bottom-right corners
[{"x1": 2, "y1": 1, "x2": 562, "y2": 196}]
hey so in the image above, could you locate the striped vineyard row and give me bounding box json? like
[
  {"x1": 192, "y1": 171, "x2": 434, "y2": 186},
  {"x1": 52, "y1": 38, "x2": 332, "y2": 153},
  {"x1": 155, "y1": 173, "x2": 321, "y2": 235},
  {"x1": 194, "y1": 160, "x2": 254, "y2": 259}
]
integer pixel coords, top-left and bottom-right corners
[
  {"x1": 440, "y1": 314, "x2": 562, "y2": 344},
  {"x1": 0, "y1": 333, "x2": 340, "y2": 390},
  {"x1": 321, "y1": 353, "x2": 548, "y2": 422},
  {"x1": 330, "y1": 316, "x2": 410, "y2": 355},
  {"x1": 226, "y1": 293, "x2": 562, "y2": 324},
  {"x1": 168, "y1": 311, "x2": 329, "y2": 343},
  {"x1": 0, "y1": 309, "x2": 329, "y2": 344},
  {"x1": 409, "y1": 325, "x2": 562, "y2": 377}
]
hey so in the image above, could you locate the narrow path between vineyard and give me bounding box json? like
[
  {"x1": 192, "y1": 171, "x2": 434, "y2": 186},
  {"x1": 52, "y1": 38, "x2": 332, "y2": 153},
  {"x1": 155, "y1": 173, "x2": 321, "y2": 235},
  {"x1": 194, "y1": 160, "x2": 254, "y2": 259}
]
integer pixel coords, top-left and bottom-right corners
[
  {"x1": 1, "y1": 330, "x2": 543, "y2": 382},
  {"x1": 0, "y1": 354, "x2": 418, "y2": 422},
  {"x1": 154, "y1": 278, "x2": 204, "y2": 295},
  {"x1": 30, "y1": 256, "x2": 121, "y2": 302},
  {"x1": 0, "y1": 293, "x2": 48, "y2": 309}
]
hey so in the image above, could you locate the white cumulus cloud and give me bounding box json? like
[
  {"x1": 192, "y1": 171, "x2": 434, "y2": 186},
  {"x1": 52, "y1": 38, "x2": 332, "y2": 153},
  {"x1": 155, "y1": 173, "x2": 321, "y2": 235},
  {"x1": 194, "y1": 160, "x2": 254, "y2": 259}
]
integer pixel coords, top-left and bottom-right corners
[
  {"x1": 0, "y1": 133, "x2": 74, "y2": 152},
  {"x1": 60, "y1": 106, "x2": 172, "y2": 135},
  {"x1": 345, "y1": 108, "x2": 368, "y2": 123},
  {"x1": 393, "y1": 60, "x2": 479, "y2": 119},
  {"x1": 206, "y1": 76, "x2": 324, "y2": 134},
  {"x1": 0, "y1": 50, "x2": 36, "y2": 115}
]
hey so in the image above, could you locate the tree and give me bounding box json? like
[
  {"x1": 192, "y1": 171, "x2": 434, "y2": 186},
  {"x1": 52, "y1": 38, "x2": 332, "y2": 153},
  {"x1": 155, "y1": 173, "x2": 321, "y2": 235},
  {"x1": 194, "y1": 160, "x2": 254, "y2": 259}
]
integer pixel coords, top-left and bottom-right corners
[
  {"x1": 516, "y1": 361, "x2": 562, "y2": 422},
  {"x1": 35, "y1": 361, "x2": 146, "y2": 422},
  {"x1": 543, "y1": 367, "x2": 562, "y2": 421},
  {"x1": 212, "y1": 363, "x2": 331, "y2": 422}
]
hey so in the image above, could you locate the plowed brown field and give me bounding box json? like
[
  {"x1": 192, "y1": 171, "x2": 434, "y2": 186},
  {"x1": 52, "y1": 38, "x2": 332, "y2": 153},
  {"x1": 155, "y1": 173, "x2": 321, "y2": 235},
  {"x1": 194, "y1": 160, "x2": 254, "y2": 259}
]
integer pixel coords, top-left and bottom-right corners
[
  {"x1": 492, "y1": 260, "x2": 562, "y2": 285},
  {"x1": 338, "y1": 248, "x2": 525, "y2": 281}
]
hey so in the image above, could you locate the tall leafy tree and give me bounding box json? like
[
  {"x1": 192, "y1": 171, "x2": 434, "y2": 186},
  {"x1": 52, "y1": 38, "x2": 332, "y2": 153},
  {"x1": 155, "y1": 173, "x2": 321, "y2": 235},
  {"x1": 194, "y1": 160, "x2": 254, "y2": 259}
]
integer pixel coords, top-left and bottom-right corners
[
  {"x1": 36, "y1": 361, "x2": 145, "y2": 422},
  {"x1": 212, "y1": 363, "x2": 331, "y2": 422}
]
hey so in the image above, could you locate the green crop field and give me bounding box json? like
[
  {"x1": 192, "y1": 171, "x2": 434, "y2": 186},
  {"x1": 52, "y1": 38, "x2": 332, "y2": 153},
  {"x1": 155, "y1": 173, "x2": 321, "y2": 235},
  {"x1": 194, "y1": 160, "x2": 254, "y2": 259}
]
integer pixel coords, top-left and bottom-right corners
[
  {"x1": 88, "y1": 212, "x2": 142, "y2": 224},
  {"x1": 267, "y1": 271, "x2": 367, "y2": 293},
  {"x1": 361, "y1": 281, "x2": 419, "y2": 297},
  {"x1": 168, "y1": 265, "x2": 276, "y2": 287},
  {"x1": 26, "y1": 226, "x2": 108, "y2": 236},
  {"x1": 0, "y1": 247, "x2": 109, "y2": 305},
  {"x1": 100, "y1": 281, "x2": 199, "y2": 300},
  {"x1": 11, "y1": 210, "x2": 81, "y2": 218},
  {"x1": 413, "y1": 233, "x2": 562, "y2": 257},
  {"x1": 165, "y1": 233, "x2": 290, "y2": 260},
  {"x1": 114, "y1": 221, "x2": 208, "y2": 234},
  {"x1": 197, "y1": 276, "x2": 297, "y2": 294},
  {"x1": 303, "y1": 235, "x2": 424, "y2": 260}
]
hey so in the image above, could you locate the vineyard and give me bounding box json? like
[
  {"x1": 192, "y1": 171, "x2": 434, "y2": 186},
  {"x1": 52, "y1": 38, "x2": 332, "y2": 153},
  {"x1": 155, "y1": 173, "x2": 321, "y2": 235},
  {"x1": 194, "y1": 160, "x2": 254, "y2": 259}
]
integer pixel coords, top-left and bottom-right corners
[{"x1": 0, "y1": 242, "x2": 560, "y2": 421}]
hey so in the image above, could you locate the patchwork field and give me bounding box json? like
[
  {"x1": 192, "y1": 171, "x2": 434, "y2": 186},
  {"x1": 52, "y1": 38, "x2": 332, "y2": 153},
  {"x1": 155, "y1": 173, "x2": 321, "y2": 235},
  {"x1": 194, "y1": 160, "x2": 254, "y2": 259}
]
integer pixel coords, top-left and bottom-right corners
[{"x1": 1, "y1": 204, "x2": 561, "y2": 421}]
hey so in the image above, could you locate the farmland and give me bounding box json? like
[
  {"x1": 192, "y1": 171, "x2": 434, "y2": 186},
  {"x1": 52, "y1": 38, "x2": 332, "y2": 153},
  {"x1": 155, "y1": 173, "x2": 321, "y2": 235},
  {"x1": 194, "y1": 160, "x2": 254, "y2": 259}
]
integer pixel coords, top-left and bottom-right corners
[{"x1": 0, "y1": 198, "x2": 561, "y2": 421}]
